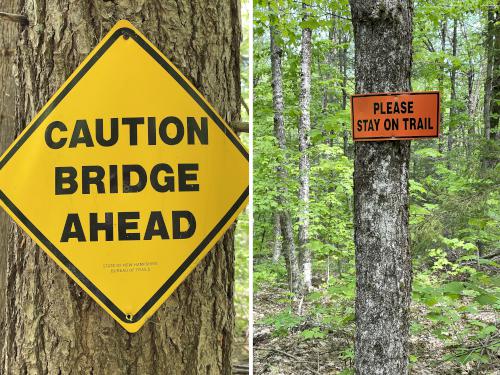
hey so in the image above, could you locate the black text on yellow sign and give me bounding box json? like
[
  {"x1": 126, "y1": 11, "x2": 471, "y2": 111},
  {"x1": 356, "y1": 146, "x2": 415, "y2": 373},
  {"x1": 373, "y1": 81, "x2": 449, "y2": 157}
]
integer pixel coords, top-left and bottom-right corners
[
  {"x1": 46, "y1": 116, "x2": 208, "y2": 242},
  {"x1": 0, "y1": 20, "x2": 248, "y2": 332}
]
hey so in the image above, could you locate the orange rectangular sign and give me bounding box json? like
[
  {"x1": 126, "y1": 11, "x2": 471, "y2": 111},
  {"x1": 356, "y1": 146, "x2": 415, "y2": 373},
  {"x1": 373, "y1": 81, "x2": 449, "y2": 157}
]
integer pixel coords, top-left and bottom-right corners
[{"x1": 351, "y1": 91, "x2": 440, "y2": 141}]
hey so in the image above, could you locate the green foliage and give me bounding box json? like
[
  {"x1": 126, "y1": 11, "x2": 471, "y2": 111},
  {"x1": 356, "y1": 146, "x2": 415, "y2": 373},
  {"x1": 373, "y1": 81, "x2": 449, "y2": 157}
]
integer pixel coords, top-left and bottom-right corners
[
  {"x1": 235, "y1": 208, "x2": 249, "y2": 338},
  {"x1": 262, "y1": 309, "x2": 303, "y2": 337},
  {"x1": 253, "y1": 261, "x2": 286, "y2": 292},
  {"x1": 300, "y1": 327, "x2": 326, "y2": 340}
]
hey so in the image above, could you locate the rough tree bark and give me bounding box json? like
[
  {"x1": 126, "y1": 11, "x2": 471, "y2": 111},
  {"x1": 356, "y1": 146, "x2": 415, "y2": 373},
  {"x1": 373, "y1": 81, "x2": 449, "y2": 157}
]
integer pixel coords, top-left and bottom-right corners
[
  {"x1": 2, "y1": 1, "x2": 241, "y2": 374},
  {"x1": 0, "y1": 0, "x2": 19, "y2": 351},
  {"x1": 269, "y1": 9, "x2": 301, "y2": 293},
  {"x1": 349, "y1": 1, "x2": 413, "y2": 374},
  {"x1": 298, "y1": 1, "x2": 312, "y2": 292}
]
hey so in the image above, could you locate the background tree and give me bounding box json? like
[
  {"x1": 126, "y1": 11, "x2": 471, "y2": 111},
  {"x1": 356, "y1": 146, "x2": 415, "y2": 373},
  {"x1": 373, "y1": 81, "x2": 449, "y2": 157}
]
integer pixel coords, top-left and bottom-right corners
[
  {"x1": 269, "y1": 3, "x2": 301, "y2": 293},
  {"x1": 298, "y1": 1, "x2": 313, "y2": 292},
  {"x1": 1, "y1": 1, "x2": 242, "y2": 374}
]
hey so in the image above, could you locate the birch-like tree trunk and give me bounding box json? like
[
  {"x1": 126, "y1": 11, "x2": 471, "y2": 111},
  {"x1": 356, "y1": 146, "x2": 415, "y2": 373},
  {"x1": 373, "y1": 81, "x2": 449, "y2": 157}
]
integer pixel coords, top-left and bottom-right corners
[
  {"x1": 272, "y1": 213, "x2": 282, "y2": 263},
  {"x1": 269, "y1": 12, "x2": 301, "y2": 293},
  {"x1": 2, "y1": 1, "x2": 241, "y2": 374},
  {"x1": 349, "y1": 0, "x2": 413, "y2": 373},
  {"x1": 298, "y1": 1, "x2": 312, "y2": 292}
]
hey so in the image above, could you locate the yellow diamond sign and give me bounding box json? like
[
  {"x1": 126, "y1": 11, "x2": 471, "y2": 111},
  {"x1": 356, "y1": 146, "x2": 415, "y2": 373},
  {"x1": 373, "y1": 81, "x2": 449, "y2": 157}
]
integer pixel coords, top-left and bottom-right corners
[{"x1": 0, "y1": 20, "x2": 248, "y2": 332}]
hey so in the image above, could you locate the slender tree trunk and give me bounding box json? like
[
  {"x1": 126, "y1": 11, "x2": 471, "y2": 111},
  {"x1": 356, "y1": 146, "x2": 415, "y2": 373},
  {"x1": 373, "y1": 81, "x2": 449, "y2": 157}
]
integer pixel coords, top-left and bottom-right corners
[
  {"x1": 462, "y1": 21, "x2": 475, "y2": 159},
  {"x1": 3, "y1": 1, "x2": 241, "y2": 374},
  {"x1": 321, "y1": 24, "x2": 333, "y2": 118},
  {"x1": 298, "y1": 1, "x2": 312, "y2": 292},
  {"x1": 482, "y1": 7, "x2": 499, "y2": 168},
  {"x1": 340, "y1": 32, "x2": 350, "y2": 156},
  {"x1": 279, "y1": 212, "x2": 300, "y2": 293},
  {"x1": 272, "y1": 213, "x2": 282, "y2": 263},
  {"x1": 438, "y1": 20, "x2": 447, "y2": 154},
  {"x1": 448, "y1": 19, "x2": 458, "y2": 159},
  {"x1": 0, "y1": 0, "x2": 19, "y2": 352},
  {"x1": 484, "y1": 6, "x2": 495, "y2": 141},
  {"x1": 269, "y1": 10, "x2": 301, "y2": 293},
  {"x1": 349, "y1": 1, "x2": 413, "y2": 374},
  {"x1": 490, "y1": 8, "x2": 499, "y2": 143}
]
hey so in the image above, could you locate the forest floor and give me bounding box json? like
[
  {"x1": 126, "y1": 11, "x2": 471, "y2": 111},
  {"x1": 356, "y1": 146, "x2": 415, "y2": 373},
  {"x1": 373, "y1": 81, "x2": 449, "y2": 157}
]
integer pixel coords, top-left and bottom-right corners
[{"x1": 253, "y1": 283, "x2": 499, "y2": 375}]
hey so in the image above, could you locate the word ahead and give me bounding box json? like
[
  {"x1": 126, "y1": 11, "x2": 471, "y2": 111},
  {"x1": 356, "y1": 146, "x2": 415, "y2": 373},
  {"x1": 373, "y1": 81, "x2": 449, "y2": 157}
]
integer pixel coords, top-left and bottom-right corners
[
  {"x1": 351, "y1": 91, "x2": 440, "y2": 141},
  {"x1": 0, "y1": 20, "x2": 248, "y2": 333}
]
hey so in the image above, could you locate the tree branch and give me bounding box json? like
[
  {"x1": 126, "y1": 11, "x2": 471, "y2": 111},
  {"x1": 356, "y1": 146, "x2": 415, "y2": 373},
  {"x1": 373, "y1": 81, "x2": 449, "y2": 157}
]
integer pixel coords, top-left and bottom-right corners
[
  {"x1": 231, "y1": 121, "x2": 249, "y2": 133},
  {"x1": 254, "y1": 347, "x2": 322, "y2": 375}
]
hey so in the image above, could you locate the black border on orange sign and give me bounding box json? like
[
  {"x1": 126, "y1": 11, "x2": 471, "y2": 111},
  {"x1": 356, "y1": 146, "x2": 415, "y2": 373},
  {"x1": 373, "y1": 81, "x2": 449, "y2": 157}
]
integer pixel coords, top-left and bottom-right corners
[
  {"x1": 0, "y1": 27, "x2": 249, "y2": 324},
  {"x1": 350, "y1": 91, "x2": 440, "y2": 141}
]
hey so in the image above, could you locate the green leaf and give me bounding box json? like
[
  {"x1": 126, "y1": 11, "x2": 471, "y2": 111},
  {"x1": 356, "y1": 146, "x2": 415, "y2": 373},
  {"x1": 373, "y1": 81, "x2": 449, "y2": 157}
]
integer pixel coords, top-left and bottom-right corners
[
  {"x1": 474, "y1": 293, "x2": 498, "y2": 306},
  {"x1": 300, "y1": 327, "x2": 326, "y2": 340},
  {"x1": 442, "y1": 281, "x2": 465, "y2": 294}
]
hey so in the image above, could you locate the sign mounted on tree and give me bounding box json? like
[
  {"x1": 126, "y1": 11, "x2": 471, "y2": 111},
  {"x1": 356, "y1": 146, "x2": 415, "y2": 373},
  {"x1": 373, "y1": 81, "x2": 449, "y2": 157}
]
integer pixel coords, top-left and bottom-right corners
[
  {"x1": 0, "y1": 20, "x2": 248, "y2": 332},
  {"x1": 351, "y1": 91, "x2": 440, "y2": 141}
]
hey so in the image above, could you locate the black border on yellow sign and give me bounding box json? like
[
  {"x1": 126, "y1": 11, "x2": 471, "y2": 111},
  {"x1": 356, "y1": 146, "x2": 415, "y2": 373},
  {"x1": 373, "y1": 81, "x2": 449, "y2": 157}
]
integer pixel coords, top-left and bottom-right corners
[{"x1": 0, "y1": 27, "x2": 249, "y2": 324}]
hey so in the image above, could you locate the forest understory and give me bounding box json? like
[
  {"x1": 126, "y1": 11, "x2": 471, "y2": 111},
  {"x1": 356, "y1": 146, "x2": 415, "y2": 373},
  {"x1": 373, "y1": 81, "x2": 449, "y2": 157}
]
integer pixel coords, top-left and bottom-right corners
[{"x1": 253, "y1": 274, "x2": 499, "y2": 375}]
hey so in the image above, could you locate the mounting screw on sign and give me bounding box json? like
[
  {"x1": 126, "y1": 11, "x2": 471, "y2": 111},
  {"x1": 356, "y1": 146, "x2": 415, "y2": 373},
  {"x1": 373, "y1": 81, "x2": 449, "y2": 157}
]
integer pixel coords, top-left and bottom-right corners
[{"x1": 350, "y1": 91, "x2": 440, "y2": 141}]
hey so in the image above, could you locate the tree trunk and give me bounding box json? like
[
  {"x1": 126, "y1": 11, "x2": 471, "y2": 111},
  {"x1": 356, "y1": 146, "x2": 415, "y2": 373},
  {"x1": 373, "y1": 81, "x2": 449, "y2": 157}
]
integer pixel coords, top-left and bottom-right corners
[
  {"x1": 340, "y1": 32, "x2": 350, "y2": 157},
  {"x1": 279, "y1": 212, "x2": 300, "y2": 294},
  {"x1": 0, "y1": 0, "x2": 19, "y2": 352},
  {"x1": 3, "y1": 1, "x2": 241, "y2": 374},
  {"x1": 490, "y1": 7, "x2": 499, "y2": 143},
  {"x1": 298, "y1": 1, "x2": 312, "y2": 292},
  {"x1": 484, "y1": 6, "x2": 495, "y2": 141},
  {"x1": 272, "y1": 213, "x2": 282, "y2": 263},
  {"x1": 269, "y1": 9, "x2": 301, "y2": 293},
  {"x1": 438, "y1": 20, "x2": 447, "y2": 154},
  {"x1": 448, "y1": 19, "x2": 458, "y2": 158},
  {"x1": 349, "y1": 1, "x2": 413, "y2": 374},
  {"x1": 482, "y1": 6, "x2": 499, "y2": 168}
]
